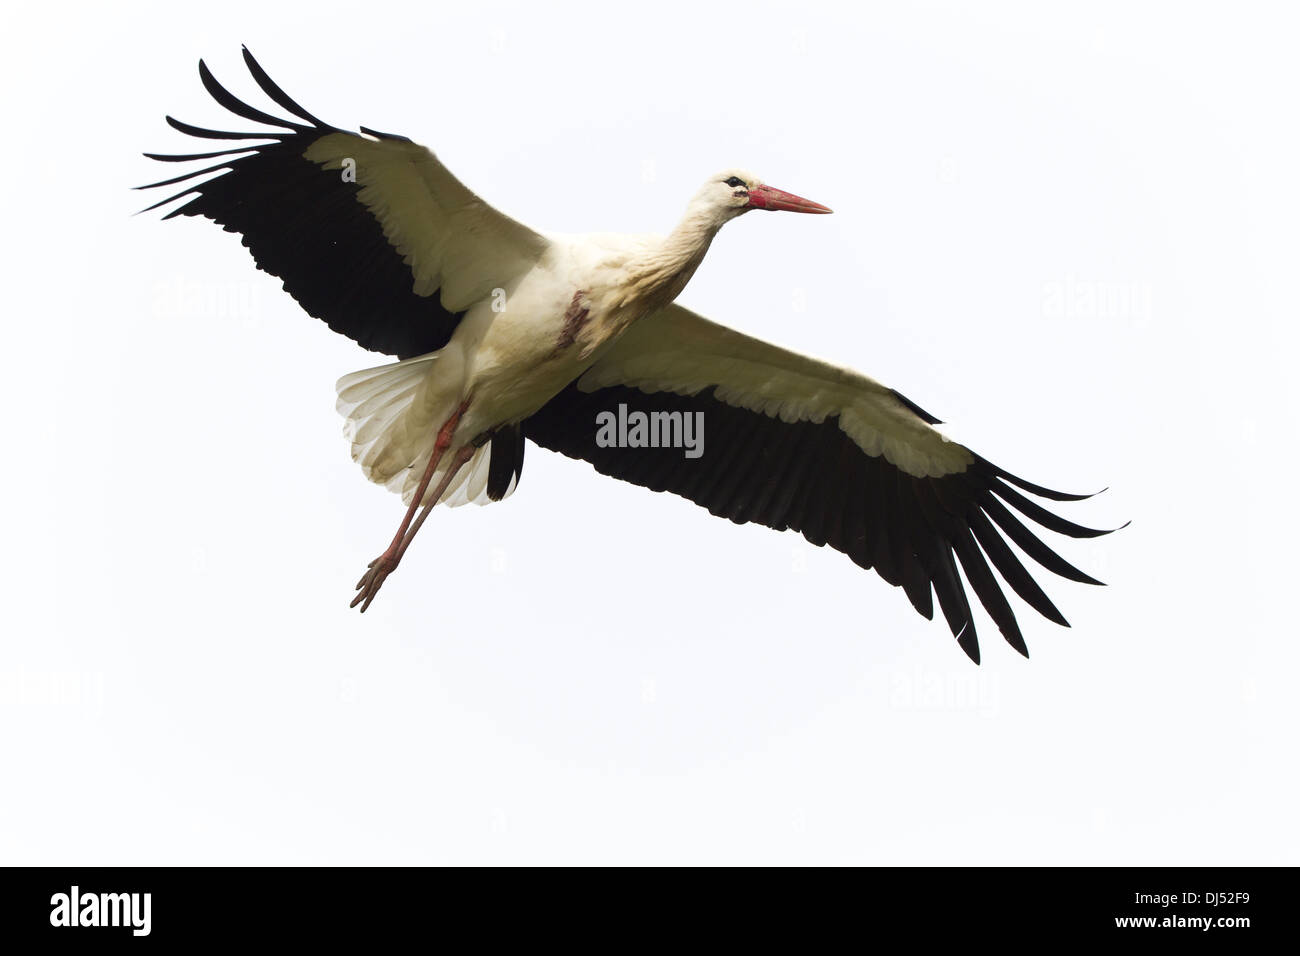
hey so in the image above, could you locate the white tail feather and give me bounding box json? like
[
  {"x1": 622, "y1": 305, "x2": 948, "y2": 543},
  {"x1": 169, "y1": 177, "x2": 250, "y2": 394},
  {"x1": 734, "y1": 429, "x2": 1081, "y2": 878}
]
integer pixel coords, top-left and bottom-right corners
[{"x1": 335, "y1": 356, "x2": 513, "y2": 508}]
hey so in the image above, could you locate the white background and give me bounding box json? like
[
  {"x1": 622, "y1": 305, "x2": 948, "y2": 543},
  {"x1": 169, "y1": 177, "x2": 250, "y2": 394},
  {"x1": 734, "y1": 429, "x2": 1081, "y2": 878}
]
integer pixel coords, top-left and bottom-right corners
[{"x1": 2, "y1": 1, "x2": 1296, "y2": 864}]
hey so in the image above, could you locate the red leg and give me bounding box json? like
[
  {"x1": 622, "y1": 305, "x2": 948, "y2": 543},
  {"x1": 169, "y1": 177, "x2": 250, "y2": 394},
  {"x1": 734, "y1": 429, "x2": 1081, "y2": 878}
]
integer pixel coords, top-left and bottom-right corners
[
  {"x1": 394, "y1": 442, "x2": 477, "y2": 565},
  {"x1": 350, "y1": 401, "x2": 470, "y2": 612}
]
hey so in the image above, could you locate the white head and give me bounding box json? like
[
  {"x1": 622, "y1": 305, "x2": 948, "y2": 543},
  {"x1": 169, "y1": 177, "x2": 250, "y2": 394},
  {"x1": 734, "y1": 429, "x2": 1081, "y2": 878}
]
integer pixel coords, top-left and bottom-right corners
[{"x1": 687, "y1": 168, "x2": 833, "y2": 228}]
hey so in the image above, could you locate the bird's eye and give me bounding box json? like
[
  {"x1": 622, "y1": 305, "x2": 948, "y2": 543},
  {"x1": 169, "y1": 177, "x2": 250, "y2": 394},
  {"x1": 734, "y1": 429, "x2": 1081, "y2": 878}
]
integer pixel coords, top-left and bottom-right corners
[{"x1": 724, "y1": 176, "x2": 747, "y2": 188}]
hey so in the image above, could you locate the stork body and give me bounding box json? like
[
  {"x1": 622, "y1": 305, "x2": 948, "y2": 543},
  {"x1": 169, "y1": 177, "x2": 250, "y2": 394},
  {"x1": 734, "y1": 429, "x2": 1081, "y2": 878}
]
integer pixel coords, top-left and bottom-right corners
[
  {"x1": 140, "y1": 50, "x2": 1118, "y2": 661},
  {"x1": 340, "y1": 230, "x2": 709, "y2": 604},
  {"x1": 428, "y1": 225, "x2": 717, "y2": 442}
]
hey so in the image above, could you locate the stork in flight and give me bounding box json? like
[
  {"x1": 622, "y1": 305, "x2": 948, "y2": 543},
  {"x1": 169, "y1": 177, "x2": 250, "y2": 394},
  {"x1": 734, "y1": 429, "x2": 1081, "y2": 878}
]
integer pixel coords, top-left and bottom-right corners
[{"x1": 139, "y1": 49, "x2": 1118, "y2": 662}]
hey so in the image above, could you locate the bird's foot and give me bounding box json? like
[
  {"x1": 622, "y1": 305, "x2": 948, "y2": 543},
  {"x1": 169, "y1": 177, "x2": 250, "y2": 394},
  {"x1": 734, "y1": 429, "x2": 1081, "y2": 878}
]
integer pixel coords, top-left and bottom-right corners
[{"x1": 351, "y1": 553, "x2": 399, "y2": 612}]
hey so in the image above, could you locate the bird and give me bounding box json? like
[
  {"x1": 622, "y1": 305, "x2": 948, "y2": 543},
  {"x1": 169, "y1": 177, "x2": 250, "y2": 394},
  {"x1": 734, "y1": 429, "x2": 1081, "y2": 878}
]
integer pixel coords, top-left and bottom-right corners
[{"x1": 138, "y1": 48, "x2": 1119, "y2": 662}]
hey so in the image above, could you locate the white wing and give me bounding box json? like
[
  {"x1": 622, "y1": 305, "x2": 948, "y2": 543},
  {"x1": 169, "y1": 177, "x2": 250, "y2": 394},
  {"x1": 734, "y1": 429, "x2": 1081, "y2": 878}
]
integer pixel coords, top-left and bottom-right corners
[{"x1": 578, "y1": 303, "x2": 973, "y2": 478}]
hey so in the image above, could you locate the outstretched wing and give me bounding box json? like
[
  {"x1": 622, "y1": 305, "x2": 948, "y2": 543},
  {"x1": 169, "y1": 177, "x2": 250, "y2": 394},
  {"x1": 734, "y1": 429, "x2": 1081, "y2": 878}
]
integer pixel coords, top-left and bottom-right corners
[
  {"x1": 139, "y1": 47, "x2": 549, "y2": 359},
  {"x1": 524, "y1": 304, "x2": 1117, "y2": 663}
]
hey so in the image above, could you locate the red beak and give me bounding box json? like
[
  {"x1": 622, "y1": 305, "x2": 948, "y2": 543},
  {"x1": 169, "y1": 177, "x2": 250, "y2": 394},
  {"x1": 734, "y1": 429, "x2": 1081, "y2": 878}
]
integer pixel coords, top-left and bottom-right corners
[{"x1": 746, "y1": 184, "x2": 833, "y2": 214}]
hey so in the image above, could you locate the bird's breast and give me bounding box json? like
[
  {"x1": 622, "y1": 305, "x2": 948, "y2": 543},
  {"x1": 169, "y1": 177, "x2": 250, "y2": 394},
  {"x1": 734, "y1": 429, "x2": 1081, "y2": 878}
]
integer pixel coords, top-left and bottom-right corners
[{"x1": 452, "y1": 240, "x2": 677, "y2": 428}]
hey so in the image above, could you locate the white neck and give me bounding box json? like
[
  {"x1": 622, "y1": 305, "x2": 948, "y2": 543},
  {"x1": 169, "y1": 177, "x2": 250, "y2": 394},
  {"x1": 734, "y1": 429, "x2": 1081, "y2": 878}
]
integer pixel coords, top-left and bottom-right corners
[{"x1": 616, "y1": 198, "x2": 733, "y2": 311}]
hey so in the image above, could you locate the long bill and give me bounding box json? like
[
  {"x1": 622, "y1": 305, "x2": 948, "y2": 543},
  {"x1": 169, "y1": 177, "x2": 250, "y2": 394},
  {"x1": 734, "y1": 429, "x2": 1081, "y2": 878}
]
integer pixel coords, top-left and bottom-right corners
[{"x1": 746, "y1": 184, "x2": 833, "y2": 214}]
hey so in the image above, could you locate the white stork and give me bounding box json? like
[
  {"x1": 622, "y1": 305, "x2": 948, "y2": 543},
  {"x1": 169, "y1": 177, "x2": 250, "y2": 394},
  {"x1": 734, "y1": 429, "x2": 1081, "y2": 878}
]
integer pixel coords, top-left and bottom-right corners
[{"x1": 139, "y1": 49, "x2": 1117, "y2": 662}]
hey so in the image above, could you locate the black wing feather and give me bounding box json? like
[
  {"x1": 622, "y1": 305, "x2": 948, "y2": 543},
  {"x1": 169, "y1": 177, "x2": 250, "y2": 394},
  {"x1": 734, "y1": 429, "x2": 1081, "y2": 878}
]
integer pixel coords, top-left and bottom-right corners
[
  {"x1": 143, "y1": 146, "x2": 261, "y2": 163},
  {"x1": 240, "y1": 45, "x2": 330, "y2": 127},
  {"x1": 198, "y1": 59, "x2": 313, "y2": 132},
  {"x1": 487, "y1": 424, "x2": 526, "y2": 502},
  {"x1": 140, "y1": 49, "x2": 464, "y2": 360},
  {"x1": 524, "y1": 382, "x2": 1115, "y2": 662}
]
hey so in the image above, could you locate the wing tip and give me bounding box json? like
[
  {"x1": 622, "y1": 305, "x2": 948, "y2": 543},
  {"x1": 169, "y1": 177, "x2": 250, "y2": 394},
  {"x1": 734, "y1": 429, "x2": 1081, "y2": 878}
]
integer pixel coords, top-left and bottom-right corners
[
  {"x1": 976, "y1": 454, "x2": 1108, "y2": 502},
  {"x1": 956, "y1": 622, "x2": 981, "y2": 665}
]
